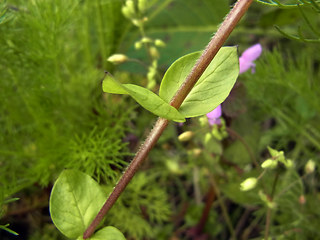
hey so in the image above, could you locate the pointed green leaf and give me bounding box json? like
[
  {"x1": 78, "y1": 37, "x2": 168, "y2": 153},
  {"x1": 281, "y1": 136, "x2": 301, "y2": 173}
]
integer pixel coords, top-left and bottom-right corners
[
  {"x1": 89, "y1": 226, "x2": 126, "y2": 240},
  {"x1": 49, "y1": 170, "x2": 106, "y2": 239},
  {"x1": 102, "y1": 74, "x2": 185, "y2": 122},
  {"x1": 159, "y1": 47, "x2": 239, "y2": 117}
]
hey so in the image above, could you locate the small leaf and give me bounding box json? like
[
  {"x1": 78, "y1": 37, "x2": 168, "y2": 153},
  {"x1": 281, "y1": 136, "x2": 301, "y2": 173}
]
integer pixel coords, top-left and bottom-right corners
[
  {"x1": 102, "y1": 74, "x2": 185, "y2": 122},
  {"x1": 0, "y1": 224, "x2": 19, "y2": 236},
  {"x1": 159, "y1": 47, "x2": 239, "y2": 117},
  {"x1": 50, "y1": 170, "x2": 106, "y2": 239},
  {"x1": 89, "y1": 226, "x2": 126, "y2": 240}
]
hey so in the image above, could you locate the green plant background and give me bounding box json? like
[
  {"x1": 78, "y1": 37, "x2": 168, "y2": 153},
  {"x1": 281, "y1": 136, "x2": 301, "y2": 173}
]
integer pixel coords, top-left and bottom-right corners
[{"x1": 1, "y1": 0, "x2": 320, "y2": 239}]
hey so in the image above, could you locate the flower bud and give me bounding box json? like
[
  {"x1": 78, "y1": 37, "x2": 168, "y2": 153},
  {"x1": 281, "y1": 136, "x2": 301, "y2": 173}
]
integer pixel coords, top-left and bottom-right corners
[
  {"x1": 261, "y1": 159, "x2": 278, "y2": 169},
  {"x1": 284, "y1": 159, "x2": 293, "y2": 169},
  {"x1": 305, "y1": 159, "x2": 316, "y2": 174},
  {"x1": 259, "y1": 190, "x2": 276, "y2": 209},
  {"x1": 126, "y1": 0, "x2": 135, "y2": 11},
  {"x1": 154, "y1": 39, "x2": 166, "y2": 48},
  {"x1": 149, "y1": 46, "x2": 159, "y2": 59},
  {"x1": 204, "y1": 133, "x2": 212, "y2": 144},
  {"x1": 299, "y1": 195, "x2": 306, "y2": 205},
  {"x1": 134, "y1": 41, "x2": 143, "y2": 50},
  {"x1": 192, "y1": 148, "x2": 202, "y2": 157},
  {"x1": 107, "y1": 54, "x2": 128, "y2": 64},
  {"x1": 132, "y1": 19, "x2": 142, "y2": 27},
  {"x1": 141, "y1": 37, "x2": 152, "y2": 43},
  {"x1": 198, "y1": 116, "x2": 208, "y2": 127},
  {"x1": 138, "y1": 0, "x2": 148, "y2": 13},
  {"x1": 165, "y1": 159, "x2": 183, "y2": 175},
  {"x1": 178, "y1": 131, "x2": 194, "y2": 142},
  {"x1": 122, "y1": 0, "x2": 136, "y2": 19},
  {"x1": 240, "y1": 177, "x2": 257, "y2": 191}
]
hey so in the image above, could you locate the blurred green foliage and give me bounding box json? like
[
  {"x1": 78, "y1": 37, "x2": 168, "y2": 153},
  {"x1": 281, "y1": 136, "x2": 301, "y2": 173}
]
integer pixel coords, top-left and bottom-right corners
[{"x1": 0, "y1": 0, "x2": 320, "y2": 239}]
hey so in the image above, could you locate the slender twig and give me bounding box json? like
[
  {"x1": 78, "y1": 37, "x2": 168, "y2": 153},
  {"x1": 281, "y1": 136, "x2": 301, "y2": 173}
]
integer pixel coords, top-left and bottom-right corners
[{"x1": 83, "y1": 0, "x2": 253, "y2": 238}]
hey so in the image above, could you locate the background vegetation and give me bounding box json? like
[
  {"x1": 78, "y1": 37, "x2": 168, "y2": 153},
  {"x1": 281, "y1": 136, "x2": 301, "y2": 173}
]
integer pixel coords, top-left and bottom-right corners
[{"x1": 0, "y1": 0, "x2": 319, "y2": 239}]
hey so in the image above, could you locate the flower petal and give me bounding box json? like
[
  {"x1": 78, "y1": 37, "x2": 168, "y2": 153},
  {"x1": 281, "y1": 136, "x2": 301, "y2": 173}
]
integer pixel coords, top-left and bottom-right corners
[
  {"x1": 206, "y1": 105, "x2": 222, "y2": 119},
  {"x1": 206, "y1": 105, "x2": 222, "y2": 126},
  {"x1": 240, "y1": 43, "x2": 262, "y2": 62}
]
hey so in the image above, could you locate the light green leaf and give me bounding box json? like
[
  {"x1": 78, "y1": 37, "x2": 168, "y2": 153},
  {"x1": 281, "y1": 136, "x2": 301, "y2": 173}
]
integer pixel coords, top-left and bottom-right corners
[
  {"x1": 89, "y1": 226, "x2": 126, "y2": 240},
  {"x1": 159, "y1": 47, "x2": 239, "y2": 117},
  {"x1": 102, "y1": 74, "x2": 185, "y2": 122},
  {"x1": 49, "y1": 170, "x2": 106, "y2": 239}
]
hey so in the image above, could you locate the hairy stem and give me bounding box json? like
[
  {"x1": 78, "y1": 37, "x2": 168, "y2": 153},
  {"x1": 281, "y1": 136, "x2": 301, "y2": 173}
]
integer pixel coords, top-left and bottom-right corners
[{"x1": 83, "y1": 0, "x2": 253, "y2": 238}]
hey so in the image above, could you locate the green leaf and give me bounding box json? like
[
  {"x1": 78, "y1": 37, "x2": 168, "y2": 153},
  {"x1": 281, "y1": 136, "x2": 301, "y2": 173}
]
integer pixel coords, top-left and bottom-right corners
[
  {"x1": 159, "y1": 47, "x2": 239, "y2": 117},
  {"x1": 0, "y1": 224, "x2": 19, "y2": 236},
  {"x1": 49, "y1": 170, "x2": 106, "y2": 239},
  {"x1": 89, "y1": 226, "x2": 126, "y2": 240},
  {"x1": 102, "y1": 74, "x2": 185, "y2": 122}
]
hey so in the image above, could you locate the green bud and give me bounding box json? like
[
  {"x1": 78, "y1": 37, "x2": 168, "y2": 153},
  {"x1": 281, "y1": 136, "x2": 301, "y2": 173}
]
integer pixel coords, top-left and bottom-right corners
[
  {"x1": 147, "y1": 79, "x2": 156, "y2": 90},
  {"x1": 134, "y1": 41, "x2": 143, "y2": 50},
  {"x1": 138, "y1": 0, "x2": 148, "y2": 13},
  {"x1": 126, "y1": 0, "x2": 135, "y2": 11},
  {"x1": 198, "y1": 116, "x2": 208, "y2": 127},
  {"x1": 132, "y1": 19, "x2": 142, "y2": 27},
  {"x1": 154, "y1": 39, "x2": 166, "y2": 48},
  {"x1": 178, "y1": 131, "x2": 194, "y2": 142},
  {"x1": 261, "y1": 159, "x2": 278, "y2": 169},
  {"x1": 141, "y1": 37, "x2": 152, "y2": 44},
  {"x1": 122, "y1": 6, "x2": 133, "y2": 19},
  {"x1": 211, "y1": 124, "x2": 223, "y2": 141},
  {"x1": 240, "y1": 177, "x2": 257, "y2": 191},
  {"x1": 284, "y1": 159, "x2": 293, "y2": 169},
  {"x1": 107, "y1": 54, "x2": 128, "y2": 64},
  {"x1": 258, "y1": 190, "x2": 276, "y2": 209},
  {"x1": 204, "y1": 133, "x2": 212, "y2": 144},
  {"x1": 149, "y1": 46, "x2": 159, "y2": 59},
  {"x1": 165, "y1": 159, "x2": 183, "y2": 175},
  {"x1": 305, "y1": 159, "x2": 316, "y2": 174},
  {"x1": 192, "y1": 148, "x2": 202, "y2": 157}
]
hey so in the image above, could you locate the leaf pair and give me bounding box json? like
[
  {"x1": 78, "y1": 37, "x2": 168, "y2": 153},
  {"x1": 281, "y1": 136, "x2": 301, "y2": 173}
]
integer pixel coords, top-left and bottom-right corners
[
  {"x1": 102, "y1": 47, "x2": 239, "y2": 121},
  {"x1": 50, "y1": 170, "x2": 125, "y2": 240}
]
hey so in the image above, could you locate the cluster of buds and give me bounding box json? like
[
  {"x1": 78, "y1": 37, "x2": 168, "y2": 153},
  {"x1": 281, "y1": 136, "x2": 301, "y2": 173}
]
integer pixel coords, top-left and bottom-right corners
[
  {"x1": 121, "y1": 0, "x2": 150, "y2": 27},
  {"x1": 240, "y1": 147, "x2": 294, "y2": 192},
  {"x1": 261, "y1": 147, "x2": 293, "y2": 170}
]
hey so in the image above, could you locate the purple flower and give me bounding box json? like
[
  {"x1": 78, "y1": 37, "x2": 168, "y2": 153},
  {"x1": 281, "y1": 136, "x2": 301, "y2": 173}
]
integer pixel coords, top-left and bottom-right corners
[
  {"x1": 206, "y1": 104, "x2": 221, "y2": 126},
  {"x1": 239, "y1": 43, "x2": 262, "y2": 74}
]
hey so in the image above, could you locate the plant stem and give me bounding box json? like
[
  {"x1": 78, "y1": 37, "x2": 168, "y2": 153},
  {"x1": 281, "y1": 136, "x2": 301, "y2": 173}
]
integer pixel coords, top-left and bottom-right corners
[
  {"x1": 226, "y1": 127, "x2": 259, "y2": 168},
  {"x1": 264, "y1": 171, "x2": 280, "y2": 240},
  {"x1": 83, "y1": 0, "x2": 253, "y2": 238},
  {"x1": 209, "y1": 174, "x2": 236, "y2": 240}
]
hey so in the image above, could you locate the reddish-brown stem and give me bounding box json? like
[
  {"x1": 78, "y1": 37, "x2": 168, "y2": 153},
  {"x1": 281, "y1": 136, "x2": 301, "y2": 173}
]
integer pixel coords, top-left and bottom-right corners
[{"x1": 83, "y1": 0, "x2": 253, "y2": 238}]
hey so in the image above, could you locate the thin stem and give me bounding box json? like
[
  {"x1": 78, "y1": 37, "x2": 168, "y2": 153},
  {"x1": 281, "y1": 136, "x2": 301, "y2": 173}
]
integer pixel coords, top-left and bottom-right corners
[
  {"x1": 226, "y1": 127, "x2": 259, "y2": 169},
  {"x1": 209, "y1": 174, "x2": 236, "y2": 240},
  {"x1": 264, "y1": 171, "x2": 280, "y2": 240},
  {"x1": 83, "y1": 0, "x2": 253, "y2": 238},
  {"x1": 195, "y1": 185, "x2": 215, "y2": 233}
]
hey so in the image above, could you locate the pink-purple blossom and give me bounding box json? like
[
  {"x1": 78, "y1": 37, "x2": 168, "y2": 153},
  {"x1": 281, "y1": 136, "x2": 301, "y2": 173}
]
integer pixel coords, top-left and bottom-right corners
[
  {"x1": 239, "y1": 43, "x2": 262, "y2": 74},
  {"x1": 206, "y1": 104, "x2": 221, "y2": 126},
  {"x1": 206, "y1": 44, "x2": 262, "y2": 126}
]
